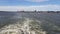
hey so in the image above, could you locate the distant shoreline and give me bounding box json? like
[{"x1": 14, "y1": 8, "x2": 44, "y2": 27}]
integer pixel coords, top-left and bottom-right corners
[{"x1": 0, "y1": 11, "x2": 60, "y2": 13}]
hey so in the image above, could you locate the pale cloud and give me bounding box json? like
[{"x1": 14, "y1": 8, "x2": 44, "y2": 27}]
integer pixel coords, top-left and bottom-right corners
[
  {"x1": 0, "y1": 5, "x2": 60, "y2": 11},
  {"x1": 25, "y1": 0, "x2": 49, "y2": 2}
]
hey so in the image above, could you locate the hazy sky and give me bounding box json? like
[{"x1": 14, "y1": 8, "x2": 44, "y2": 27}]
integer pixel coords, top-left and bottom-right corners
[{"x1": 0, "y1": 0, "x2": 60, "y2": 11}]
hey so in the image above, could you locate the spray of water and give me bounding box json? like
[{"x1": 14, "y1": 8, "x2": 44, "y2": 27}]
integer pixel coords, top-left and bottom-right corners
[{"x1": 0, "y1": 18, "x2": 47, "y2": 34}]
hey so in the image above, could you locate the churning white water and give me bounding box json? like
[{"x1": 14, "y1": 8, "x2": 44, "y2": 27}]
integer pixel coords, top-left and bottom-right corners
[{"x1": 0, "y1": 18, "x2": 47, "y2": 34}]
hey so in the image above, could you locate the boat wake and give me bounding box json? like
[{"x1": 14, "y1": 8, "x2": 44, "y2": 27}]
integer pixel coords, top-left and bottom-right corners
[{"x1": 0, "y1": 18, "x2": 46, "y2": 34}]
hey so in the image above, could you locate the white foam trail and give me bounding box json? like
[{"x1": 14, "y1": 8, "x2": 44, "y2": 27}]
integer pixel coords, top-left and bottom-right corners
[{"x1": 0, "y1": 18, "x2": 46, "y2": 34}]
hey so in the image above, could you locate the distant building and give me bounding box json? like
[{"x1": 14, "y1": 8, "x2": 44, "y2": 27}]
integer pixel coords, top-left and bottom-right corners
[{"x1": 34, "y1": 10, "x2": 36, "y2": 12}]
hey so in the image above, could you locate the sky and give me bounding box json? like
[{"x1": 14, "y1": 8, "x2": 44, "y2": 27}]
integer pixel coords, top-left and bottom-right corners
[{"x1": 0, "y1": 0, "x2": 60, "y2": 11}]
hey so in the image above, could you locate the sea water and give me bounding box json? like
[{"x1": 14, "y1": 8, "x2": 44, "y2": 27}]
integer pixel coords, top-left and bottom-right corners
[{"x1": 0, "y1": 12, "x2": 60, "y2": 34}]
